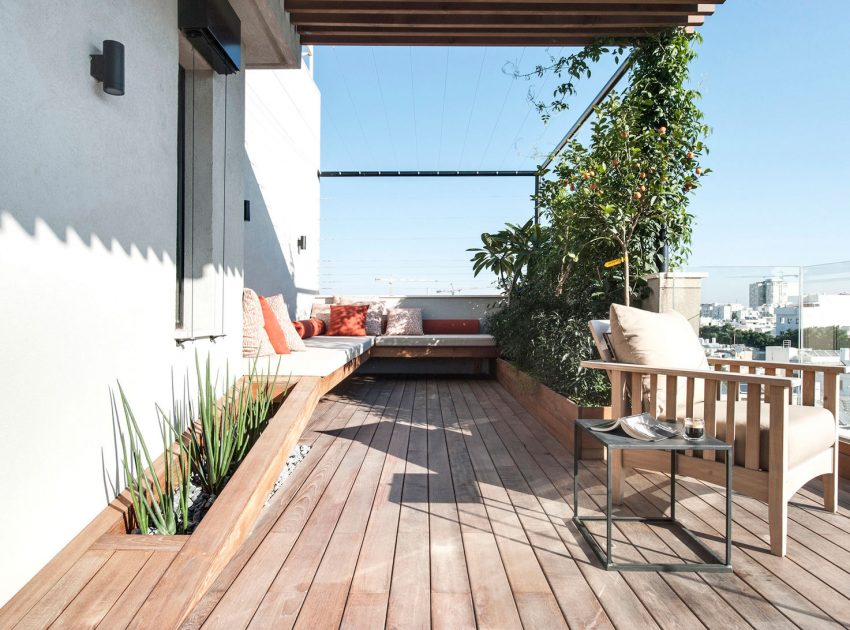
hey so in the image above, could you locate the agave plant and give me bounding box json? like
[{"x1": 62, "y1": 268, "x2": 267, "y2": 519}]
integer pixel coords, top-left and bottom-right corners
[
  {"x1": 114, "y1": 385, "x2": 189, "y2": 535},
  {"x1": 189, "y1": 354, "x2": 283, "y2": 495}
]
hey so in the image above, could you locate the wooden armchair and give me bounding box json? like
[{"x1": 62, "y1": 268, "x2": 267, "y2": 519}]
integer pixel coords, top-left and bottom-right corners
[{"x1": 585, "y1": 319, "x2": 843, "y2": 557}]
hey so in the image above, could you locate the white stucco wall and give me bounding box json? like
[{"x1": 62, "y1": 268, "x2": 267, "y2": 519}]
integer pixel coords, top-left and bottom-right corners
[
  {"x1": 243, "y1": 61, "x2": 321, "y2": 320},
  {"x1": 0, "y1": 1, "x2": 245, "y2": 603}
]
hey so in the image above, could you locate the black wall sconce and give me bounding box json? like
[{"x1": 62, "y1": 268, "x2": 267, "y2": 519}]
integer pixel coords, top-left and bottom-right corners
[
  {"x1": 297, "y1": 235, "x2": 307, "y2": 252},
  {"x1": 243, "y1": 199, "x2": 251, "y2": 222},
  {"x1": 90, "y1": 40, "x2": 125, "y2": 96}
]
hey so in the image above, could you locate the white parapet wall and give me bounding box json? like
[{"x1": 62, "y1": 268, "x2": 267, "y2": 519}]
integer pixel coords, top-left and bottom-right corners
[{"x1": 314, "y1": 294, "x2": 502, "y2": 322}]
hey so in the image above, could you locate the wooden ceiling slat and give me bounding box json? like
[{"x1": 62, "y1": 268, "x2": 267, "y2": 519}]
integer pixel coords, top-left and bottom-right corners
[
  {"x1": 292, "y1": 13, "x2": 701, "y2": 27},
  {"x1": 290, "y1": 0, "x2": 714, "y2": 46},
  {"x1": 286, "y1": 1, "x2": 715, "y2": 14}
]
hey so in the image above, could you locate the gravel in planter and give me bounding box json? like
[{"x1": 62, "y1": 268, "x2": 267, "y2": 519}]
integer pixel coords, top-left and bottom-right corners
[{"x1": 265, "y1": 444, "x2": 311, "y2": 506}]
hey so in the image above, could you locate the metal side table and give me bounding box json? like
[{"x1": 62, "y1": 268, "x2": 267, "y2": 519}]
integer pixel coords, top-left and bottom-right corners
[{"x1": 574, "y1": 418, "x2": 733, "y2": 572}]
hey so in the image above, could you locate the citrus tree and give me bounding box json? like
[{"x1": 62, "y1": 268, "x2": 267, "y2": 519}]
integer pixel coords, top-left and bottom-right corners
[{"x1": 544, "y1": 29, "x2": 709, "y2": 306}]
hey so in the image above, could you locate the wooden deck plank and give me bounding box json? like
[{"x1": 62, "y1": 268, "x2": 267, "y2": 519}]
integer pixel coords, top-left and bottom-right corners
[
  {"x1": 96, "y1": 551, "x2": 178, "y2": 629},
  {"x1": 425, "y1": 379, "x2": 476, "y2": 630},
  {"x1": 436, "y1": 380, "x2": 523, "y2": 630},
  {"x1": 51, "y1": 549, "x2": 151, "y2": 629},
  {"x1": 385, "y1": 379, "x2": 432, "y2": 630},
  {"x1": 484, "y1": 382, "x2": 667, "y2": 630},
  {"x1": 631, "y1": 467, "x2": 845, "y2": 628},
  {"x1": 199, "y1": 379, "x2": 386, "y2": 629},
  {"x1": 183, "y1": 391, "x2": 353, "y2": 627},
  {"x1": 14, "y1": 549, "x2": 113, "y2": 629},
  {"x1": 451, "y1": 380, "x2": 568, "y2": 629},
  {"x1": 295, "y1": 380, "x2": 407, "y2": 628},
  {"x1": 340, "y1": 381, "x2": 416, "y2": 629},
  {"x1": 247, "y1": 380, "x2": 396, "y2": 628}
]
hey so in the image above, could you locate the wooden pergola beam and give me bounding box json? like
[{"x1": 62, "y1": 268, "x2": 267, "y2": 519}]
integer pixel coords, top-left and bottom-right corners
[
  {"x1": 293, "y1": 13, "x2": 703, "y2": 27},
  {"x1": 287, "y1": 1, "x2": 716, "y2": 15},
  {"x1": 290, "y1": 0, "x2": 716, "y2": 46}
]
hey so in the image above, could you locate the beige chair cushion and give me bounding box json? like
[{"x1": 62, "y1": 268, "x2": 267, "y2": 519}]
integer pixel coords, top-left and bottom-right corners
[
  {"x1": 609, "y1": 304, "x2": 708, "y2": 416},
  {"x1": 690, "y1": 401, "x2": 836, "y2": 470}
]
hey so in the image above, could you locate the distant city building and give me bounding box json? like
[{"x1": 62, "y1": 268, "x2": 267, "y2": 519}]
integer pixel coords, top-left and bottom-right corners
[
  {"x1": 749, "y1": 278, "x2": 789, "y2": 309},
  {"x1": 774, "y1": 293, "x2": 850, "y2": 335}
]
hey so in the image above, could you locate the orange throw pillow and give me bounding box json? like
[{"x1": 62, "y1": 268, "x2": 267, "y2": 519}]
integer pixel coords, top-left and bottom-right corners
[
  {"x1": 258, "y1": 296, "x2": 291, "y2": 354},
  {"x1": 293, "y1": 318, "x2": 326, "y2": 339},
  {"x1": 327, "y1": 304, "x2": 369, "y2": 336}
]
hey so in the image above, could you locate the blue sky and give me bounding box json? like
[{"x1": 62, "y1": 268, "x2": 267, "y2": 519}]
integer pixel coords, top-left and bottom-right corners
[{"x1": 314, "y1": 0, "x2": 850, "y2": 297}]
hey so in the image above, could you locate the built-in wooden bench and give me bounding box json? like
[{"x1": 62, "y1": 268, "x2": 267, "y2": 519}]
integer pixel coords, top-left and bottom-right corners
[{"x1": 371, "y1": 333, "x2": 497, "y2": 359}]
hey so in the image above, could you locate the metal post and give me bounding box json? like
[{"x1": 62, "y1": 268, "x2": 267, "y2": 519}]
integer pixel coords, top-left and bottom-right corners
[
  {"x1": 606, "y1": 447, "x2": 613, "y2": 566},
  {"x1": 670, "y1": 449, "x2": 677, "y2": 521},
  {"x1": 726, "y1": 450, "x2": 733, "y2": 566},
  {"x1": 534, "y1": 174, "x2": 540, "y2": 226}
]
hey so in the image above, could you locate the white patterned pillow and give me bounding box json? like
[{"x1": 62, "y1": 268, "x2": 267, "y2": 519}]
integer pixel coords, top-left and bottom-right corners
[
  {"x1": 332, "y1": 297, "x2": 385, "y2": 336},
  {"x1": 364, "y1": 304, "x2": 384, "y2": 336},
  {"x1": 310, "y1": 303, "x2": 331, "y2": 326},
  {"x1": 242, "y1": 288, "x2": 275, "y2": 357},
  {"x1": 265, "y1": 294, "x2": 307, "y2": 351},
  {"x1": 385, "y1": 308, "x2": 424, "y2": 336}
]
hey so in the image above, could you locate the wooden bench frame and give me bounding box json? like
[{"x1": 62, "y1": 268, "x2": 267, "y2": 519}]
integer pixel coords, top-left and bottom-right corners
[{"x1": 580, "y1": 357, "x2": 842, "y2": 557}]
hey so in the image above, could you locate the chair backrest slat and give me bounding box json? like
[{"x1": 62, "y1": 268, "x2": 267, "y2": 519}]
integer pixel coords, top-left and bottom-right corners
[
  {"x1": 703, "y1": 380, "x2": 718, "y2": 461},
  {"x1": 665, "y1": 375, "x2": 678, "y2": 422},
  {"x1": 802, "y1": 371, "x2": 816, "y2": 407},
  {"x1": 630, "y1": 372, "x2": 643, "y2": 414},
  {"x1": 746, "y1": 384, "x2": 762, "y2": 470}
]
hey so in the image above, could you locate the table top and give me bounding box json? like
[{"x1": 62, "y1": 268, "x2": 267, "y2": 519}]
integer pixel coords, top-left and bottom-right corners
[{"x1": 576, "y1": 418, "x2": 732, "y2": 451}]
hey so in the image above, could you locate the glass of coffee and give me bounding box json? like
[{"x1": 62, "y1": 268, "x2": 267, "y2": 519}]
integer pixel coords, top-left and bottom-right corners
[{"x1": 683, "y1": 417, "x2": 705, "y2": 441}]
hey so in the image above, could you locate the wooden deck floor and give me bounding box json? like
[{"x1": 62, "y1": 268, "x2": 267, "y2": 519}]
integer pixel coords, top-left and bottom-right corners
[
  {"x1": 10, "y1": 375, "x2": 850, "y2": 628},
  {"x1": 181, "y1": 376, "x2": 850, "y2": 629}
]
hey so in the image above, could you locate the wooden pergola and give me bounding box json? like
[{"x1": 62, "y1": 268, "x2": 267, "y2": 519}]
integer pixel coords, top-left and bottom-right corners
[{"x1": 286, "y1": 1, "x2": 722, "y2": 46}]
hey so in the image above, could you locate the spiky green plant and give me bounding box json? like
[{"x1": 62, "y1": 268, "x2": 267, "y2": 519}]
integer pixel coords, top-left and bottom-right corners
[
  {"x1": 189, "y1": 354, "x2": 283, "y2": 495},
  {"x1": 114, "y1": 385, "x2": 187, "y2": 535}
]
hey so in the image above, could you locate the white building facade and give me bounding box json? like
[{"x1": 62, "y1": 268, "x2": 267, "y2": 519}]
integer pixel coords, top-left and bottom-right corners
[{"x1": 0, "y1": 0, "x2": 319, "y2": 604}]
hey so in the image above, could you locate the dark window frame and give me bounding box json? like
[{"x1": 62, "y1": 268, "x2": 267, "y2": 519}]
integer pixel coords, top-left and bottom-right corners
[{"x1": 176, "y1": 65, "x2": 186, "y2": 328}]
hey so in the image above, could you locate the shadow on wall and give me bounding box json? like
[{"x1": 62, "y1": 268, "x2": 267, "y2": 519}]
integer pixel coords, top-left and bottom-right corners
[{"x1": 243, "y1": 156, "x2": 299, "y2": 317}]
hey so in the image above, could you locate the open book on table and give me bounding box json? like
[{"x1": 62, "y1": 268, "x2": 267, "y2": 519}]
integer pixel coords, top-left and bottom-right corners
[{"x1": 590, "y1": 413, "x2": 680, "y2": 442}]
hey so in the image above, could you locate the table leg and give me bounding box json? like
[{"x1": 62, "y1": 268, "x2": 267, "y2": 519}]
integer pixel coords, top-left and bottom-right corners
[
  {"x1": 726, "y1": 449, "x2": 733, "y2": 565},
  {"x1": 607, "y1": 447, "x2": 613, "y2": 566},
  {"x1": 670, "y1": 449, "x2": 677, "y2": 521},
  {"x1": 574, "y1": 423, "x2": 580, "y2": 517}
]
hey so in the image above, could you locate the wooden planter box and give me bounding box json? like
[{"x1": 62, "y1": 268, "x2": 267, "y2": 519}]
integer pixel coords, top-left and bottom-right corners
[
  {"x1": 1, "y1": 353, "x2": 367, "y2": 629},
  {"x1": 495, "y1": 358, "x2": 610, "y2": 459}
]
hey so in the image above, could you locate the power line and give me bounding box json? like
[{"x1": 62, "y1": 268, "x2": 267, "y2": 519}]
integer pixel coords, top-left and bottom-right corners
[
  {"x1": 436, "y1": 48, "x2": 450, "y2": 169},
  {"x1": 332, "y1": 47, "x2": 376, "y2": 165},
  {"x1": 499, "y1": 47, "x2": 563, "y2": 169},
  {"x1": 478, "y1": 48, "x2": 526, "y2": 170},
  {"x1": 458, "y1": 48, "x2": 488, "y2": 169},
  {"x1": 371, "y1": 48, "x2": 398, "y2": 166},
  {"x1": 409, "y1": 48, "x2": 419, "y2": 169}
]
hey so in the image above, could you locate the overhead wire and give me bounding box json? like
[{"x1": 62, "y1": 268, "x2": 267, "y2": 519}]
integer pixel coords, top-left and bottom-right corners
[
  {"x1": 478, "y1": 48, "x2": 526, "y2": 170},
  {"x1": 457, "y1": 47, "x2": 488, "y2": 169},
  {"x1": 371, "y1": 48, "x2": 398, "y2": 166},
  {"x1": 498, "y1": 47, "x2": 563, "y2": 169},
  {"x1": 332, "y1": 46, "x2": 376, "y2": 166},
  {"x1": 436, "y1": 48, "x2": 450, "y2": 169},
  {"x1": 409, "y1": 47, "x2": 419, "y2": 169}
]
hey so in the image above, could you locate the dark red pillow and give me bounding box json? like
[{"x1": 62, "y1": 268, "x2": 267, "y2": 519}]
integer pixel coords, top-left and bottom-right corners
[
  {"x1": 293, "y1": 318, "x2": 326, "y2": 339},
  {"x1": 258, "y1": 296, "x2": 291, "y2": 354},
  {"x1": 422, "y1": 319, "x2": 481, "y2": 334},
  {"x1": 327, "y1": 304, "x2": 369, "y2": 336}
]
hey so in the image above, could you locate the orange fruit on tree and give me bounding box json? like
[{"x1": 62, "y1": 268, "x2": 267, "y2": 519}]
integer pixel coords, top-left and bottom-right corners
[
  {"x1": 640, "y1": 185, "x2": 646, "y2": 192},
  {"x1": 658, "y1": 126, "x2": 667, "y2": 135},
  {"x1": 687, "y1": 151, "x2": 694, "y2": 159},
  {"x1": 633, "y1": 191, "x2": 642, "y2": 200},
  {"x1": 695, "y1": 167, "x2": 703, "y2": 175}
]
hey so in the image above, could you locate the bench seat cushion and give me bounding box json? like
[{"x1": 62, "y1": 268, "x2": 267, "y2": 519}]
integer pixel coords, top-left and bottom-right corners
[
  {"x1": 244, "y1": 336, "x2": 373, "y2": 378},
  {"x1": 374, "y1": 334, "x2": 495, "y2": 347}
]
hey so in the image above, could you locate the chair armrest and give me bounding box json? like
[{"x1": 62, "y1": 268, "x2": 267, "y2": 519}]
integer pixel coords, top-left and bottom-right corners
[
  {"x1": 580, "y1": 360, "x2": 794, "y2": 389},
  {"x1": 707, "y1": 357, "x2": 847, "y2": 375}
]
